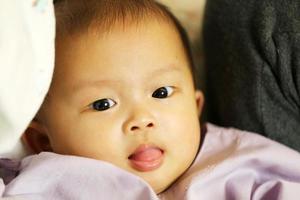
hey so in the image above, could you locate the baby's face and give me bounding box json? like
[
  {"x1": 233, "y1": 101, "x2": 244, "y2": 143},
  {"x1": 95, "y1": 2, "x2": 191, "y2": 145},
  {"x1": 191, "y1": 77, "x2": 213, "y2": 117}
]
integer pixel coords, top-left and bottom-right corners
[{"x1": 40, "y1": 20, "x2": 202, "y2": 193}]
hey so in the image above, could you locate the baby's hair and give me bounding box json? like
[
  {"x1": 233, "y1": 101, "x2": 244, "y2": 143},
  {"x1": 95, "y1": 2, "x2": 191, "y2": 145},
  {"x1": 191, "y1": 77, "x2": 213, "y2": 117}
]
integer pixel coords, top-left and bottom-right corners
[{"x1": 54, "y1": 0, "x2": 196, "y2": 84}]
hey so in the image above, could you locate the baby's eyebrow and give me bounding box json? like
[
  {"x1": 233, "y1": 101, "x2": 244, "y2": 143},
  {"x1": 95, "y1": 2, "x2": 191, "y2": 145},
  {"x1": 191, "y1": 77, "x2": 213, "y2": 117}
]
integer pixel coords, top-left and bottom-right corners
[
  {"x1": 72, "y1": 65, "x2": 182, "y2": 92},
  {"x1": 72, "y1": 79, "x2": 121, "y2": 92},
  {"x1": 146, "y1": 65, "x2": 182, "y2": 78}
]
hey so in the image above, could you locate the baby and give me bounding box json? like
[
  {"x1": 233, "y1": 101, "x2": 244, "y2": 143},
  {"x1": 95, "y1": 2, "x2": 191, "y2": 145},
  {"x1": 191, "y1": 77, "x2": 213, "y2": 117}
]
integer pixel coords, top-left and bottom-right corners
[
  {"x1": 27, "y1": 0, "x2": 203, "y2": 194},
  {"x1": 1, "y1": 0, "x2": 300, "y2": 199},
  {"x1": 27, "y1": 1, "x2": 203, "y2": 193}
]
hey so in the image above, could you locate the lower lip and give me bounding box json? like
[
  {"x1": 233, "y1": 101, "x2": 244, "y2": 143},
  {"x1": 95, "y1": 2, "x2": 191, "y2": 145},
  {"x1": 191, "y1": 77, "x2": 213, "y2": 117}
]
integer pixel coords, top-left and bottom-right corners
[{"x1": 129, "y1": 148, "x2": 164, "y2": 172}]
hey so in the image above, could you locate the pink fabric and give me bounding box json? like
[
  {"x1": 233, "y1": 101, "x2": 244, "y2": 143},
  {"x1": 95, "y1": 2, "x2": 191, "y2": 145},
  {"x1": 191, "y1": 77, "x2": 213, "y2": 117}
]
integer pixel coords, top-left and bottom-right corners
[
  {"x1": 160, "y1": 124, "x2": 300, "y2": 199},
  {"x1": 1, "y1": 153, "x2": 157, "y2": 200},
  {"x1": 1, "y1": 123, "x2": 300, "y2": 199}
]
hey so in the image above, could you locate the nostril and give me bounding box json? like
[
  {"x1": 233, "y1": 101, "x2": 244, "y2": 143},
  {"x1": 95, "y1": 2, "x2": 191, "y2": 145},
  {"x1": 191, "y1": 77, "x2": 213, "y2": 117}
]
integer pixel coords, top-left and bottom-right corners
[
  {"x1": 130, "y1": 123, "x2": 154, "y2": 131},
  {"x1": 131, "y1": 126, "x2": 139, "y2": 131},
  {"x1": 147, "y1": 123, "x2": 154, "y2": 128}
]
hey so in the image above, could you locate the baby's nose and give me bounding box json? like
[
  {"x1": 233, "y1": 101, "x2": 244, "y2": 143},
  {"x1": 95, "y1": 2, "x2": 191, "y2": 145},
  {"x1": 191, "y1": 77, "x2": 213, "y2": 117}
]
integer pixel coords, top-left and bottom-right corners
[
  {"x1": 130, "y1": 120, "x2": 154, "y2": 131},
  {"x1": 123, "y1": 113, "x2": 156, "y2": 134}
]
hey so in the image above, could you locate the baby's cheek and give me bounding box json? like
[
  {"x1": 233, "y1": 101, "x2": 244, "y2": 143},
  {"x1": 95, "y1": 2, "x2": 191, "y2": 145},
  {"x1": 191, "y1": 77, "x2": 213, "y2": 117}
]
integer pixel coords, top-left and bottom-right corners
[
  {"x1": 176, "y1": 114, "x2": 200, "y2": 147},
  {"x1": 168, "y1": 118, "x2": 199, "y2": 147}
]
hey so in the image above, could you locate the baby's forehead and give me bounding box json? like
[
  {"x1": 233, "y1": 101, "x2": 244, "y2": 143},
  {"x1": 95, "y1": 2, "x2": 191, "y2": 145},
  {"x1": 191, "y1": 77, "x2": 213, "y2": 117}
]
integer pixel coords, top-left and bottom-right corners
[
  {"x1": 54, "y1": 0, "x2": 195, "y2": 85},
  {"x1": 53, "y1": 23, "x2": 191, "y2": 84}
]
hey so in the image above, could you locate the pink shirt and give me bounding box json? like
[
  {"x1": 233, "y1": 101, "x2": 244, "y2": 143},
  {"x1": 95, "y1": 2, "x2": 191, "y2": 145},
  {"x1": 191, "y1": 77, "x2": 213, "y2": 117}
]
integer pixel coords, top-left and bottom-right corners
[{"x1": 1, "y1": 123, "x2": 300, "y2": 199}]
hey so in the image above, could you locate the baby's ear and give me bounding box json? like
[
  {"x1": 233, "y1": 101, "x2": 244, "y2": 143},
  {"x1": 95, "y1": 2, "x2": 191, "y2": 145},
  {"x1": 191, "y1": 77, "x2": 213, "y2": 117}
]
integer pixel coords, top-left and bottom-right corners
[
  {"x1": 195, "y1": 90, "x2": 204, "y2": 116},
  {"x1": 22, "y1": 120, "x2": 52, "y2": 153}
]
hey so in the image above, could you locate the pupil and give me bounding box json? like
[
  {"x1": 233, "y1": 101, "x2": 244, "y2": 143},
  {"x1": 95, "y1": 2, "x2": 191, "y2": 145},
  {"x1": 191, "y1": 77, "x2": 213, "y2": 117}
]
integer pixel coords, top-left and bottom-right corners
[
  {"x1": 153, "y1": 87, "x2": 168, "y2": 98},
  {"x1": 93, "y1": 99, "x2": 109, "y2": 111}
]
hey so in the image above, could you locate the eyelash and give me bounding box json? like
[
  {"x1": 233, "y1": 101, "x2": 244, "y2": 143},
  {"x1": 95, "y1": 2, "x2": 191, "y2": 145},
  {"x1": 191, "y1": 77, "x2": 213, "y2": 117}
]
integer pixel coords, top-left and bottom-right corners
[{"x1": 89, "y1": 86, "x2": 175, "y2": 111}]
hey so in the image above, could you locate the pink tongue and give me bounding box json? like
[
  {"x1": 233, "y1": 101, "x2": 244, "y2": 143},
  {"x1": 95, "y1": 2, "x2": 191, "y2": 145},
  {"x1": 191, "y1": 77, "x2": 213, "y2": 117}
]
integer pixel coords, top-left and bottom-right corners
[{"x1": 131, "y1": 148, "x2": 162, "y2": 162}]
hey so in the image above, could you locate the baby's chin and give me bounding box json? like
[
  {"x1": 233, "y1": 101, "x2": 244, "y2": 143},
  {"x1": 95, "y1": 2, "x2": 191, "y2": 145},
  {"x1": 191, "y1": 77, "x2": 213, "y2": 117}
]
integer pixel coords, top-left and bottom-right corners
[
  {"x1": 146, "y1": 175, "x2": 174, "y2": 194},
  {"x1": 129, "y1": 161, "x2": 191, "y2": 194},
  {"x1": 149, "y1": 170, "x2": 182, "y2": 194},
  {"x1": 154, "y1": 178, "x2": 177, "y2": 194}
]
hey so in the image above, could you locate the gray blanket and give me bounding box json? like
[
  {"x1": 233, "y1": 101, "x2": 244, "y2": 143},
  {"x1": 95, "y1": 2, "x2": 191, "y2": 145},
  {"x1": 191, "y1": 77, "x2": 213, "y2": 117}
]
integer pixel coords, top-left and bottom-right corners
[{"x1": 204, "y1": 0, "x2": 300, "y2": 151}]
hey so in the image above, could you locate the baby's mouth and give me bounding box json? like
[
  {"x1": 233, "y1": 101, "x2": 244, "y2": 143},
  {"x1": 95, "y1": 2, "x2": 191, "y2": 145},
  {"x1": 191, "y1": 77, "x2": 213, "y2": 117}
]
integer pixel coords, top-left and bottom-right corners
[{"x1": 128, "y1": 144, "x2": 164, "y2": 172}]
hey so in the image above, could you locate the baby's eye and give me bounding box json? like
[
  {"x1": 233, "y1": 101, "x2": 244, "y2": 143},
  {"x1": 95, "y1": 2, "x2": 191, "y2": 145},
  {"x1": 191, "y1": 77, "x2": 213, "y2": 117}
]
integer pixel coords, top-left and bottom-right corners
[
  {"x1": 152, "y1": 86, "x2": 174, "y2": 99},
  {"x1": 90, "y1": 99, "x2": 116, "y2": 111}
]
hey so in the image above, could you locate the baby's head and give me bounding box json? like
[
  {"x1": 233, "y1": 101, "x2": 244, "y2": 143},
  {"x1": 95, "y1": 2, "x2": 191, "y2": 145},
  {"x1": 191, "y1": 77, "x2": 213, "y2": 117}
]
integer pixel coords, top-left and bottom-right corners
[{"x1": 26, "y1": 0, "x2": 204, "y2": 193}]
